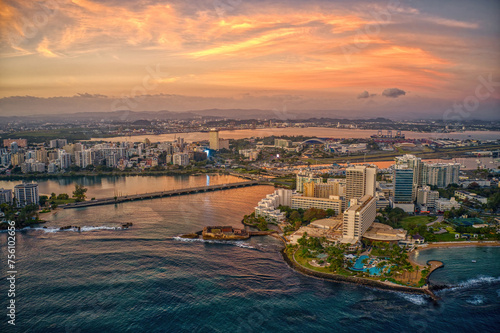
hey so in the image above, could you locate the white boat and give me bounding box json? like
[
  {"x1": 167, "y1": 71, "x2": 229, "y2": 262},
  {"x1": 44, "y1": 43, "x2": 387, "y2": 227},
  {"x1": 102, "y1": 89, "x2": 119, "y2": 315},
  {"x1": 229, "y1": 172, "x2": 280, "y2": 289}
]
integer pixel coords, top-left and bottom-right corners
[{"x1": 471, "y1": 260, "x2": 476, "y2": 263}]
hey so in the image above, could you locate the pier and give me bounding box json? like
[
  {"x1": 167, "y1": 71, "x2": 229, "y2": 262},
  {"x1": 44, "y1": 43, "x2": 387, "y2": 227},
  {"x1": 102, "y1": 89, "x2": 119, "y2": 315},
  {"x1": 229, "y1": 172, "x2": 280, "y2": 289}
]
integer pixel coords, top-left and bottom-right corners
[{"x1": 61, "y1": 181, "x2": 265, "y2": 209}]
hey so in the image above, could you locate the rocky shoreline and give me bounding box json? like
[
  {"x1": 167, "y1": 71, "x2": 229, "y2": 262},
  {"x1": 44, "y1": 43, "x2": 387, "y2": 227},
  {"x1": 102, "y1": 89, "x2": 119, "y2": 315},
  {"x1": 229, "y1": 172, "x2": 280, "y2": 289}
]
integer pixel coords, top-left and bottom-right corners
[{"x1": 280, "y1": 248, "x2": 440, "y2": 302}]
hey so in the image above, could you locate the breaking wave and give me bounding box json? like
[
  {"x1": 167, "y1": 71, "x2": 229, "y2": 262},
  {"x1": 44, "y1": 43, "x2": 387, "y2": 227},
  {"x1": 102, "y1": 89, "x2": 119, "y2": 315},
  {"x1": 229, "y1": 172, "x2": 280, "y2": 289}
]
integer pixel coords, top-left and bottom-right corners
[
  {"x1": 398, "y1": 293, "x2": 428, "y2": 305},
  {"x1": 18, "y1": 226, "x2": 122, "y2": 233},
  {"x1": 173, "y1": 236, "x2": 255, "y2": 249},
  {"x1": 446, "y1": 276, "x2": 500, "y2": 292}
]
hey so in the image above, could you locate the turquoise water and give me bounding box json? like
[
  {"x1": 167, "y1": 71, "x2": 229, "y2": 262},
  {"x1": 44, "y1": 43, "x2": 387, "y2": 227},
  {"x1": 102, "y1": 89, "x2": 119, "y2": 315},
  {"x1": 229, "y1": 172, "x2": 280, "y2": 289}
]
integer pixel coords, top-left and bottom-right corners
[
  {"x1": 351, "y1": 255, "x2": 383, "y2": 275},
  {"x1": 1, "y1": 182, "x2": 499, "y2": 332}
]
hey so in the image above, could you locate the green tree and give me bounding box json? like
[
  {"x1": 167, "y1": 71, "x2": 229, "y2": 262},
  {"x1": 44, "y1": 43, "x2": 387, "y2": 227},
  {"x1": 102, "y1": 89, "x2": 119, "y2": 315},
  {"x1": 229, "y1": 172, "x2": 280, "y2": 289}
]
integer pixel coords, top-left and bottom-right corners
[
  {"x1": 57, "y1": 193, "x2": 69, "y2": 200},
  {"x1": 290, "y1": 211, "x2": 302, "y2": 222},
  {"x1": 39, "y1": 195, "x2": 49, "y2": 206},
  {"x1": 73, "y1": 184, "x2": 88, "y2": 202}
]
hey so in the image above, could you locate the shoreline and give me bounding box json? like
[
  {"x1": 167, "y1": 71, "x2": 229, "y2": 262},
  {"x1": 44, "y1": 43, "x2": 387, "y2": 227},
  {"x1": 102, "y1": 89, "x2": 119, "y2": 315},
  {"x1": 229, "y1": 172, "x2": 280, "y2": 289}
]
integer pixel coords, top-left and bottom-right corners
[
  {"x1": 279, "y1": 241, "x2": 500, "y2": 301},
  {"x1": 416, "y1": 241, "x2": 500, "y2": 250},
  {"x1": 280, "y1": 247, "x2": 439, "y2": 301}
]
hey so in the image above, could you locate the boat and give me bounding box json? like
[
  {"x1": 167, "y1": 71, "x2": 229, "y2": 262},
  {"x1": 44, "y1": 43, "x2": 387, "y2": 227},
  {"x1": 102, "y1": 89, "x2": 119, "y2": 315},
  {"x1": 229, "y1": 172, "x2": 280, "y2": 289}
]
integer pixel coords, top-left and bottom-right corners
[{"x1": 471, "y1": 260, "x2": 476, "y2": 263}]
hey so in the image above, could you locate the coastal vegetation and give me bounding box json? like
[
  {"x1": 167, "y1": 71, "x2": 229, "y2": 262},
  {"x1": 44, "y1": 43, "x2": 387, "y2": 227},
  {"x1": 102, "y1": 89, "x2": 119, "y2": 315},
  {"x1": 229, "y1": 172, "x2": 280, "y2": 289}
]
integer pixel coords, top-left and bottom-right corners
[
  {"x1": 287, "y1": 234, "x2": 431, "y2": 288},
  {"x1": 0, "y1": 203, "x2": 43, "y2": 230},
  {"x1": 278, "y1": 206, "x2": 336, "y2": 234},
  {"x1": 242, "y1": 212, "x2": 270, "y2": 231}
]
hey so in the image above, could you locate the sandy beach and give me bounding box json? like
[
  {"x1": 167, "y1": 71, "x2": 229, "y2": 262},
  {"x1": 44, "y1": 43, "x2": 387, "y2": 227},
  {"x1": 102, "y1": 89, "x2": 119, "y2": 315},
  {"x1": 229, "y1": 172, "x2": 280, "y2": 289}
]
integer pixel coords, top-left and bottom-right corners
[{"x1": 416, "y1": 241, "x2": 500, "y2": 250}]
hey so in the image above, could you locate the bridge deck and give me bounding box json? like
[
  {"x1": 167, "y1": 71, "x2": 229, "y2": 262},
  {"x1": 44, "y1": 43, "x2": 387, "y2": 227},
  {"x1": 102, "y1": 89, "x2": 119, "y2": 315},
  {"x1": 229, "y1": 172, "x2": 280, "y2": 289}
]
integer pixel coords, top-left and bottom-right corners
[{"x1": 61, "y1": 181, "x2": 265, "y2": 209}]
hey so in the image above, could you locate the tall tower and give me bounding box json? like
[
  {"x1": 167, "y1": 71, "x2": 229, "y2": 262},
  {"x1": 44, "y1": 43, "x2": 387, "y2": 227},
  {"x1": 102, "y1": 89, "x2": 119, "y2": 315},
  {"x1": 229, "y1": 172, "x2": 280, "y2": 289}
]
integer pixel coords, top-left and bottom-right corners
[
  {"x1": 209, "y1": 129, "x2": 219, "y2": 150},
  {"x1": 342, "y1": 195, "x2": 376, "y2": 243},
  {"x1": 345, "y1": 165, "x2": 377, "y2": 203},
  {"x1": 395, "y1": 154, "x2": 422, "y2": 195},
  {"x1": 393, "y1": 165, "x2": 414, "y2": 203}
]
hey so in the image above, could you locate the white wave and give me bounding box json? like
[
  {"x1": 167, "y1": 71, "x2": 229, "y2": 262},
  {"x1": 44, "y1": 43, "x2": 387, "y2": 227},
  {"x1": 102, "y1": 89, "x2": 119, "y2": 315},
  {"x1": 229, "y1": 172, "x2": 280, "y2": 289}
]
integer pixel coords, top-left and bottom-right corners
[
  {"x1": 398, "y1": 293, "x2": 428, "y2": 305},
  {"x1": 448, "y1": 276, "x2": 500, "y2": 292},
  {"x1": 19, "y1": 226, "x2": 121, "y2": 233},
  {"x1": 465, "y1": 295, "x2": 486, "y2": 305},
  {"x1": 26, "y1": 227, "x2": 61, "y2": 233},
  {"x1": 173, "y1": 236, "x2": 255, "y2": 249},
  {"x1": 80, "y1": 226, "x2": 120, "y2": 232}
]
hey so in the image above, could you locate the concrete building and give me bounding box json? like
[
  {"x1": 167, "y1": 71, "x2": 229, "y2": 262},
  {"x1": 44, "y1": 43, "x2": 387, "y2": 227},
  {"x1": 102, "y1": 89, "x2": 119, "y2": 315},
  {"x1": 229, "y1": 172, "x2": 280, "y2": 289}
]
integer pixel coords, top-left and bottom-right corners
[
  {"x1": 417, "y1": 186, "x2": 439, "y2": 210},
  {"x1": 460, "y1": 179, "x2": 491, "y2": 187},
  {"x1": 342, "y1": 195, "x2": 376, "y2": 244},
  {"x1": 35, "y1": 148, "x2": 48, "y2": 163},
  {"x1": 58, "y1": 152, "x2": 72, "y2": 170},
  {"x1": 11, "y1": 153, "x2": 25, "y2": 166},
  {"x1": 393, "y1": 166, "x2": 414, "y2": 203},
  {"x1": 296, "y1": 172, "x2": 322, "y2": 192},
  {"x1": 14, "y1": 182, "x2": 39, "y2": 207},
  {"x1": 375, "y1": 191, "x2": 390, "y2": 209},
  {"x1": 21, "y1": 160, "x2": 45, "y2": 173},
  {"x1": 218, "y1": 139, "x2": 230, "y2": 150},
  {"x1": 363, "y1": 222, "x2": 407, "y2": 244},
  {"x1": 209, "y1": 129, "x2": 219, "y2": 150},
  {"x1": 75, "y1": 149, "x2": 96, "y2": 168},
  {"x1": 303, "y1": 181, "x2": 345, "y2": 199},
  {"x1": 422, "y1": 163, "x2": 460, "y2": 188},
  {"x1": 209, "y1": 129, "x2": 229, "y2": 151},
  {"x1": 50, "y1": 139, "x2": 68, "y2": 149},
  {"x1": 291, "y1": 195, "x2": 344, "y2": 216},
  {"x1": 436, "y1": 197, "x2": 460, "y2": 211},
  {"x1": 239, "y1": 149, "x2": 260, "y2": 161},
  {"x1": 392, "y1": 165, "x2": 415, "y2": 213},
  {"x1": 47, "y1": 163, "x2": 58, "y2": 173},
  {"x1": 0, "y1": 188, "x2": 13, "y2": 205},
  {"x1": 454, "y1": 190, "x2": 488, "y2": 204},
  {"x1": 345, "y1": 165, "x2": 377, "y2": 203},
  {"x1": 173, "y1": 152, "x2": 190, "y2": 166},
  {"x1": 254, "y1": 189, "x2": 292, "y2": 222},
  {"x1": 274, "y1": 139, "x2": 292, "y2": 148},
  {"x1": 395, "y1": 154, "x2": 423, "y2": 188},
  {"x1": 3, "y1": 138, "x2": 27, "y2": 148}
]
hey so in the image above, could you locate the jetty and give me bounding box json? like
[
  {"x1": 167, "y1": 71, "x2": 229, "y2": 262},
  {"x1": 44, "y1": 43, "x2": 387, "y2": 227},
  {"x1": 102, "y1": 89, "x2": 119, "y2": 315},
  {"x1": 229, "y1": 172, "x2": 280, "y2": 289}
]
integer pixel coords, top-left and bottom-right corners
[{"x1": 61, "y1": 181, "x2": 265, "y2": 209}]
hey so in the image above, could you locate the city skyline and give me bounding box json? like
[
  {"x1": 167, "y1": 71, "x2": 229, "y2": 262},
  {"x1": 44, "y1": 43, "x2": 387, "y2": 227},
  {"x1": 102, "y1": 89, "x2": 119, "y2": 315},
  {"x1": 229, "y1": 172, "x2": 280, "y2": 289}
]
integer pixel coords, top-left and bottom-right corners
[{"x1": 0, "y1": 0, "x2": 499, "y2": 119}]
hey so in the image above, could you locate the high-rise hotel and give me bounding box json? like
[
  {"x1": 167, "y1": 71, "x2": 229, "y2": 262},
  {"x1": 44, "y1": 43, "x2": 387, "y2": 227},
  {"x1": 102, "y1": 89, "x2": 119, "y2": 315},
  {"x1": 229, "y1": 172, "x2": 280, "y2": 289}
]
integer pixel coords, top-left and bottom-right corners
[
  {"x1": 342, "y1": 195, "x2": 377, "y2": 244},
  {"x1": 345, "y1": 165, "x2": 377, "y2": 203}
]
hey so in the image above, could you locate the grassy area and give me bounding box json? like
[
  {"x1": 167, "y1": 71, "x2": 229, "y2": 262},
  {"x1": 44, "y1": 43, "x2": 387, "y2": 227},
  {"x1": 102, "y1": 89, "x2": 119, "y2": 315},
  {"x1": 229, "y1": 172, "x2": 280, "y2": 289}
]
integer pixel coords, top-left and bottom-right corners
[
  {"x1": 400, "y1": 215, "x2": 436, "y2": 229},
  {"x1": 51, "y1": 199, "x2": 77, "y2": 205},
  {"x1": 433, "y1": 232, "x2": 459, "y2": 242}
]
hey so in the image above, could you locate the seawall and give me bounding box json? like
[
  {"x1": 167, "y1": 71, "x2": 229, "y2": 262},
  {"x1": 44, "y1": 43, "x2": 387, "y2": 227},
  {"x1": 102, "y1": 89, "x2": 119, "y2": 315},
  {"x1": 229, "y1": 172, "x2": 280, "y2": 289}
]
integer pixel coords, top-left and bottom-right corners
[{"x1": 281, "y1": 248, "x2": 439, "y2": 301}]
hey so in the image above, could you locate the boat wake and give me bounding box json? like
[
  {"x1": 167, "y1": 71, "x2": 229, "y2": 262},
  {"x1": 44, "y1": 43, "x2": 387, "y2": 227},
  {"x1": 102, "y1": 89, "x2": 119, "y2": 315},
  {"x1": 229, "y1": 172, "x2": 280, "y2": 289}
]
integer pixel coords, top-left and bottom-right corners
[
  {"x1": 172, "y1": 236, "x2": 256, "y2": 249},
  {"x1": 465, "y1": 295, "x2": 486, "y2": 305}
]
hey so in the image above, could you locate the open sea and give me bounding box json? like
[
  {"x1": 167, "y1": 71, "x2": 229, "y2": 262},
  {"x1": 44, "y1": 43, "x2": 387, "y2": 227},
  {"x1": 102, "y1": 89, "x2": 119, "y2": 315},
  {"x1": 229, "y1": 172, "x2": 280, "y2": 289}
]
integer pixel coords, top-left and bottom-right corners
[{"x1": 1, "y1": 177, "x2": 499, "y2": 332}]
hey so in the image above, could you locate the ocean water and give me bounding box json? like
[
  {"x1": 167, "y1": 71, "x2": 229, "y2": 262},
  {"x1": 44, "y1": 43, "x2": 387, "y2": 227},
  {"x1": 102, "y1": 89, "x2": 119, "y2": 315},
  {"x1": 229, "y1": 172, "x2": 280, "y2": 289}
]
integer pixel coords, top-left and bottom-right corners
[{"x1": 1, "y1": 185, "x2": 499, "y2": 332}]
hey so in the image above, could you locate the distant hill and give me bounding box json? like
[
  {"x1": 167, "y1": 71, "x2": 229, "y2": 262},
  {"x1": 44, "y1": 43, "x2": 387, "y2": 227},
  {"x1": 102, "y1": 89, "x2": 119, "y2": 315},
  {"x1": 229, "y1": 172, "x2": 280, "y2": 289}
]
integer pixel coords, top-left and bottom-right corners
[{"x1": 0, "y1": 108, "x2": 395, "y2": 123}]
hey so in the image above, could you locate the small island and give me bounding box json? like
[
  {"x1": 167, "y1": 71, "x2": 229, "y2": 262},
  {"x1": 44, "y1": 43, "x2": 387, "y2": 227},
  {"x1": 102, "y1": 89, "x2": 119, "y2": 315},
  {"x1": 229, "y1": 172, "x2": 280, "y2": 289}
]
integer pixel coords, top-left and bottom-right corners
[{"x1": 180, "y1": 225, "x2": 277, "y2": 240}]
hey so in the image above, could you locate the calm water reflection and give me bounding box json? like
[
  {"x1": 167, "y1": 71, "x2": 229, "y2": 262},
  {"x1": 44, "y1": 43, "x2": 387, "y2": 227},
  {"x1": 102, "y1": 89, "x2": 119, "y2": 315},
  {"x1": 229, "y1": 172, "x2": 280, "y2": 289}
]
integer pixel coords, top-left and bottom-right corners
[{"x1": 0, "y1": 174, "x2": 243, "y2": 199}]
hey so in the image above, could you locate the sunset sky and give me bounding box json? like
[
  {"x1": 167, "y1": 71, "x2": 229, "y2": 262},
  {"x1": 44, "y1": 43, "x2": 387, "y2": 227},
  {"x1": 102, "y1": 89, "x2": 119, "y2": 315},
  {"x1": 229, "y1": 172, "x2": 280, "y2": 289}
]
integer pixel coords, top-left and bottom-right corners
[{"x1": 0, "y1": 0, "x2": 499, "y2": 119}]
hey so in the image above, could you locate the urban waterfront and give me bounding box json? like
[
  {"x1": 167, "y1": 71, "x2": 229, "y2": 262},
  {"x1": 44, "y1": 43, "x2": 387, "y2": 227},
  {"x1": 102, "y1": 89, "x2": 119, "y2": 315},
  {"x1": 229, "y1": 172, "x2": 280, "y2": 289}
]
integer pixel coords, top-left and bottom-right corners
[
  {"x1": 0, "y1": 177, "x2": 499, "y2": 332},
  {"x1": 0, "y1": 174, "x2": 243, "y2": 199},
  {"x1": 91, "y1": 128, "x2": 500, "y2": 143}
]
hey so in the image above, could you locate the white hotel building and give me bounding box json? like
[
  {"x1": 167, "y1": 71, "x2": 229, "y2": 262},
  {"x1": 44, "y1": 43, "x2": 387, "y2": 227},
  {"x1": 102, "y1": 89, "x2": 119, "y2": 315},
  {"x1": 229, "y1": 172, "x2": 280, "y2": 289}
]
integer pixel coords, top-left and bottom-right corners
[
  {"x1": 341, "y1": 195, "x2": 376, "y2": 244},
  {"x1": 255, "y1": 189, "x2": 292, "y2": 222}
]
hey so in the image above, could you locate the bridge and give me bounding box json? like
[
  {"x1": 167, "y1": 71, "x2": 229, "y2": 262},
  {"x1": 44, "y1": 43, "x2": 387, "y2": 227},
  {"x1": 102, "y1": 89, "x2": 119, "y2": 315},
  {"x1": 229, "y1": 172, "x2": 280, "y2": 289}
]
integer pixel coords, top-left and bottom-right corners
[
  {"x1": 61, "y1": 181, "x2": 264, "y2": 209},
  {"x1": 298, "y1": 138, "x2": 328, "y2": 145}
]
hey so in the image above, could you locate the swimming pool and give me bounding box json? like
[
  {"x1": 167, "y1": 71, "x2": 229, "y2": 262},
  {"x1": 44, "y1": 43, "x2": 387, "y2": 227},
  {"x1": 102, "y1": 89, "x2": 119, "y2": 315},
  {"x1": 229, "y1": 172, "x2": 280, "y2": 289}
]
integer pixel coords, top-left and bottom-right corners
[{"x1": 351, "y1": 255, "x2": 384, "y2": 276}]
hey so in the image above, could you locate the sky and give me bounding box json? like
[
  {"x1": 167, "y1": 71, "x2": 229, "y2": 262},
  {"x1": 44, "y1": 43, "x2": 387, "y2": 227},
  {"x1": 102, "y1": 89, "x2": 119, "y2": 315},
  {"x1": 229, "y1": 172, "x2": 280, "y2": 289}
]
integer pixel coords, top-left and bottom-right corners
[{"x1": 0, "y1": 0, "x2": 499, "y2": 119}]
